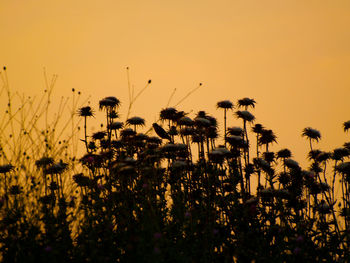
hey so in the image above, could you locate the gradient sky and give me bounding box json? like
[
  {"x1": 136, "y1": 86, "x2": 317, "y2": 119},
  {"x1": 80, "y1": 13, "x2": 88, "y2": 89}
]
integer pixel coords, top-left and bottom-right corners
[{"x1": 1, "y1": 0, "x2": 350, "y2": 167}]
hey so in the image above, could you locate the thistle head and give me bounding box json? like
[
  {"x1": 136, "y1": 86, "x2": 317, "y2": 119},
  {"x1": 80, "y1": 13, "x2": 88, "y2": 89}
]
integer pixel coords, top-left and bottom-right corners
[
  {"x1": 216, "y1": 100, "x2": 234, "y2": 110},
  {"x1": 78, "y1": 106, "x2": 94, "y2": 117}
]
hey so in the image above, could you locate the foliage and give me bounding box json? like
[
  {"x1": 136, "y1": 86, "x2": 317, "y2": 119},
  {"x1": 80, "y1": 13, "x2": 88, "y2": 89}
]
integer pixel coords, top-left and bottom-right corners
[{"x1": 0, "y1": 71, "x2": 350, "y2": 262}]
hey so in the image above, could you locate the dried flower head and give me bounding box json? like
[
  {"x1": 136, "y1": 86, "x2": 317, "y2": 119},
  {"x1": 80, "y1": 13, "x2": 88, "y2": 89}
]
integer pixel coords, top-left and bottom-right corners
[
  {"x1": 237, "y1": 97, "x2": 256, "y2": 108},
  {"x1": 302, "y1": 127, "x2": 321, "y2": 142},
  {"x1": 78, "y1": 106, "x2": 94, "y2": 117},
  {"x1": 343, "y1": 120, "x2": 350, "y2": 132},
  {"x1": 217, "y1": 100, "x2": 234, "y2": 109},
  {"x1": 99, "y1": 96, "x2": 120, "y2": 110},
  {"x1": 235, "y1": 110, "x2": 255, "y2": 122},
  {"x1": 126, "y1": 116, "x2": 145, "y2": 127}
]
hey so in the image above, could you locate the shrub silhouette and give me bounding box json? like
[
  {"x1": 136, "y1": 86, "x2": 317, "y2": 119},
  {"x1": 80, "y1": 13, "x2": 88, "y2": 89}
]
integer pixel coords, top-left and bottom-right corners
[{"x1": 0, "y1": 71, "x2": 350, "y2": 262}]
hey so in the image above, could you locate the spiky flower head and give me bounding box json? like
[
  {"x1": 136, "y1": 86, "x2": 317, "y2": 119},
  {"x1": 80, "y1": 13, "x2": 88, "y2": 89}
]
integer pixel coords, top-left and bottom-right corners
[
  {"x1": 216, "y1": 100, "x2": 234, "y2": 109},
  {"x1": 109, "y1": 121, "x2": 124, "y2": 130},
  {"x1": 178, "y1": 116, "x2": 194, "y2": 126},
  {"x1": 227, "y1": 127, "x2": 244, "y2": 136},
  {"x1": 92, "y1": 131, "x2": 107, "y2": 140},
  {"x1": 99, "y1": 96, "x2": 120, "y2": 110},
  {"x1": 237, "y1": 97, "x2": 256, "y2": 108},
  {"x1": 78, "y1": 106, "x2": 94, "y2": 117},
  {"x1": 109, "y1": 110, "x2": 119, "y2": 119},
  {"x1": 284, "y1": 159, "x2": 300, "y2": 170},
  {"x1": 277, "y1": 149, "x2": 292, "y2": 159},
  {"x1": 205, "y1": 115, "x2": 218, "y2": 127},
  {"x1": 160, "y1": 107, "x2": 178, "y2": 121},
  {"x1": 252, "y1": 123, "x2": 265, "y2": 134},
  {"x1": 235, "y1": 110, "x2": 255, "y2": 122},
  {"x1": 180, "y1": 127, "x2": 194, "y2": 136},
  {"x1": 343, "y1": 120, "x2": 350, "y2": 132},
  {"x1": 302, "y1": 127, "x2": 321, "y2": 142},
  {"x1": 120, "y1": 128, "x2": 136, "y2": 138},
  {"x1": 332, "y1": 147, "x2": 350, "y2": 161},
  {"x1": 336, "y1": 162, "x2": 350, "y2": 175},
  {"x1": 258, "y1": 129, "x2": 277, "y2": 146},
  {"x1": 126, "y1": 116, "x2": 145, "y2": 127},
  {"x1": 194, "y1": 117, "x2": 211, "y2": 128}
]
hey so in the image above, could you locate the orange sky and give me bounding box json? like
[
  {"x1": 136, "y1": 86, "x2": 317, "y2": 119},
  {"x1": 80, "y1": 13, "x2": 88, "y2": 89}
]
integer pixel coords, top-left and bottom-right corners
[{"x1": 1, "y1": 0, "x2": 350, "y2": 167}]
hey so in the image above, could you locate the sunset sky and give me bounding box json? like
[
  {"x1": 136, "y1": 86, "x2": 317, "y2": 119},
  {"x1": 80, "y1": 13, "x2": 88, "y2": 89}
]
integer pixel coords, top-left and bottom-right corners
[{"x1": 1, "y1": 0, "x2": 350, "y2": 166}]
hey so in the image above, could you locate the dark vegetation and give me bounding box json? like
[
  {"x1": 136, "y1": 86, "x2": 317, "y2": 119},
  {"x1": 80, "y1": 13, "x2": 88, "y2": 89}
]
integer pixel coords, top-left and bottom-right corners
[{"x1": 1, "y1": 68, "x2": 350, "y2": 262}]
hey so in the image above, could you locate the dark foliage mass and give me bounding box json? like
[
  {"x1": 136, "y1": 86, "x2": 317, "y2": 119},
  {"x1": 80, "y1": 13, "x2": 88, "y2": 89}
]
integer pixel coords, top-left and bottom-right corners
[{"x1": 0, "y1": 89, "x2": 350, "y2": 262}]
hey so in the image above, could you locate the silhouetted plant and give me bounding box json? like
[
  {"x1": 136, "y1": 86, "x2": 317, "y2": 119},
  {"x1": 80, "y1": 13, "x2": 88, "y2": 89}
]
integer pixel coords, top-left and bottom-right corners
[{"x1": 1, "y1": 69, "x2": 350, "y2": 262}]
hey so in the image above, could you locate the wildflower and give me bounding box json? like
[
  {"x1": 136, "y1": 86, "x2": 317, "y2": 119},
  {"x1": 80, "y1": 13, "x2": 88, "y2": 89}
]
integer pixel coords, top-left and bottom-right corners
[
  {"x1": 258, "y1": 129, "x2": 277, "y2": 151},
  {"x1": 109, "y1": 121, "x2": 123, "y2": 130},
  {"x1": 209, "y1": 149, "x2": 225, "y2": 164},
  {"x1": 251, "y1": 123, "x2": 264, "y2": 134},
  {"x1": 180, "y1": 127, "x2": 194, "y2": 136},
  {"x1": 126, "y1": 116, "x2": 145, "y2": 127},
  {"x1": 217, "y1": 100, "x2": 234, "y2": 109},
  {"x1": 277, "y1": 148, "x2": 292, "y2": 159},
  {"x1": 332, "y1": 147, "x2": 350, "y2": 161},
  {"x1": 92, "y1": 131, "x2": 106, "y2": 140},
  {"x1": 147, "y1": 136, "x2": 162, "y2": 145},
  {"x1": 284, "y1": 159, "x2": 300, "y2": 169},
  {"x1": 206, "y1": 126, "x2": 218, "y2": 139},
  {"x1": 160, "y1": 107, "x2": 177, "y2": 121},
  {"x1": 0, "y1": 164, "x2": 14, "y2": 173},
  {"x1": 343, "y1": 120, "x2": 350, "y2": 132},
  {"x1": 253, "y1": 158, "x2": 271, "y2": 172},
  {"x1": 120, "y1": 128, "x2": 136, "y2": 138},
  {"x1": 73, "y1": 173, "x2": 90, "y2": 187},
  {"x1": 108, "y1": 110, "x2": 119, "y2": 119},
  {"x1": 135, "y1": 133, "x2": 149, "y2": 141},
  {"x1": 194, "y1": 117, "x2": 211, "y2": 128},
  {"x1": 235, "y1": 110, "x2": 255, "y2": 122},
  {"x1": 215, "y1": 146, "x2": 230, "y2": 156},
  {"x1": 226, "y1": 135, "x2": 244, "y2": 147},
  {"x1": 88, "y1": 141, "x2": 97, "y2": 150},
  {"x1": 278, "y1": 172, "x2": 290, "y2": 185},
  {"x1": 302, "y1": 127, "x2": 321, "y2": 150},
  {"x1": 99, "y1": 96, "x2": 120, "y2": 110},
  {"x1": 308, "y1": 149, "x2": 322, "y2": 161},
  {"x1": 227, "y1": 127, "x2": 243, "y2": 136},
  {"x1": 263, "y1": 151, "x2": 275, "y2": 163},
  {"x1": 274, "y1": 189, "x2": 290, "y2": 199},
  {"x1": 336, "y1": 162, "x2": 350, "y2": 175},
  {"x1": 168, "y1": 126, "x2": 178, "y2": 136},
  {"x1": 178, "y1": 116, "x2": 194, "y2": 126},
  {"x1": 316, "y1": 151, "x2": 331, "y2": 162},
  {"x1": 77, "y1": 106, "x2": 94, "y2": 117},
  {"x1": 205, "y1": 115, "x2": 218, "y2": 127},
  {"x1": 237, "y1": 97, "x2": 256, "y2": 109}
]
